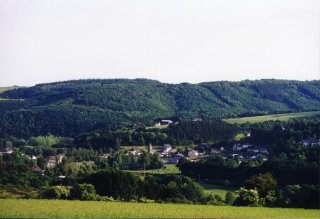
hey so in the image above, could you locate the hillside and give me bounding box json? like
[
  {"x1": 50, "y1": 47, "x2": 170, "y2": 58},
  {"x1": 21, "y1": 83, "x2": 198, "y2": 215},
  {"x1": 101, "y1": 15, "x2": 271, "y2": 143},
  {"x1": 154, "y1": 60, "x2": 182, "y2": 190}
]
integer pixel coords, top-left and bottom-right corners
[
  {"x1": 0, "y1": 79, "x2": 319, "y2": 137},
  {"x1": 0, "y1": 86, "x2": 23, "y2": 94}
]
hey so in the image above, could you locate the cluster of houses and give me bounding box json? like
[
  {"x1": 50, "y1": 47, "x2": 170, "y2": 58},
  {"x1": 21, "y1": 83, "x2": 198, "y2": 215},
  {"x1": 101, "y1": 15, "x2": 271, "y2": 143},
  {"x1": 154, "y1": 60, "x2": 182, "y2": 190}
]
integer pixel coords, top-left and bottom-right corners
[{"x1": 123, "y1": 142, "x2": 271, "y2": 165}]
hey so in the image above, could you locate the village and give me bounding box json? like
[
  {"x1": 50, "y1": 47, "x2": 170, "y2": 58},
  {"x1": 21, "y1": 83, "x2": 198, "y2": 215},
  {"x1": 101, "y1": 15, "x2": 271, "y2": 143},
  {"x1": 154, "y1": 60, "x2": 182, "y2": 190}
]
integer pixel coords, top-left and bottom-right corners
[
  {"x1": 1, "y1": 135, "x2": 319, "y2": 173},
  {"x1": 123, "y1": 142, "x2": 270, "y2": 165}
]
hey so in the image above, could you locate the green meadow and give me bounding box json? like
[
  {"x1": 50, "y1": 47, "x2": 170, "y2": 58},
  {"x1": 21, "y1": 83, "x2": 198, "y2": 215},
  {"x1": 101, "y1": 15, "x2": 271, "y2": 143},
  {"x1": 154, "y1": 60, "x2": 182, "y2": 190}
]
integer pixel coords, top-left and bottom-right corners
[
  {"x1": 224, "y1": 111, "x2": 320, "y2": 124},
  {"x1": 126, "y1": 164, "x2": 181, "y2": 175},
  {"x1": 0, "y1": 199, "x2": 318, "y2": 218},
  {"x1": 199, "y1": 182, "x2": 236, "y2": 200}
]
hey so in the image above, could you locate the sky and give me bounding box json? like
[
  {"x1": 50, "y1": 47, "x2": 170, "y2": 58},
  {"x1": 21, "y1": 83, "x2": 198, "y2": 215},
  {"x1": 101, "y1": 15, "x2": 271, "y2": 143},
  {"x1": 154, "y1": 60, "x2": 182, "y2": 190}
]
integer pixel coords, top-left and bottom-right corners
[{"x1": 0, "y1": 0, "x2": 319, "y2": 86}]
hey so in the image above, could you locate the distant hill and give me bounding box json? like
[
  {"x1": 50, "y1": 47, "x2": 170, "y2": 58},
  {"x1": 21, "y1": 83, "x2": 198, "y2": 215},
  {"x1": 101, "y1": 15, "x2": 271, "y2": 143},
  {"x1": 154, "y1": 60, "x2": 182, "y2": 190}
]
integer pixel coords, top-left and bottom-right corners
[
  {"x1": 0, "y1": 86, "x2": 23, "y2": 94},
  {"x1": 0, "y1": 79, "x2": 319, "y2": 137}
]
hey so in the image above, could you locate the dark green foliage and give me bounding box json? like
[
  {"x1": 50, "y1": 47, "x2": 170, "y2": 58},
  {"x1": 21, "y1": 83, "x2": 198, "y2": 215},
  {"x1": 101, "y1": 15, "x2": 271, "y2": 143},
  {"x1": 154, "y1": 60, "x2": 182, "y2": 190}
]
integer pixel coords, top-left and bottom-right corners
[
  {"x1": 166, "y1": 119, "x2": 238, "y2": 145},
  {"x1": 84, "y1": 169, "x2": 142, "y2": 201},
  {"x1": 83, "y1": 169, "x2": 204, "y2": 203},
  {"x1": 205, "y1": 194, "x2": 224, "y2": 205},
  {"x1": 225, "y1": 192, "x2": 236, "y2": 205},
  {"x1": 234, "y1": 187, "x2": 260, "y2": 206},
  {"x1": 71, "y1": 183, "x2": 97, "y2": 200},
  {"x1": 43, "y1": 186, "x2": 71, "y2": 199},
  {"x1": 144, "y1": 175, "x2": 205, "y2": 203},
  {"x1": 106, "y1": 151, "x2": 164, "y2": 170},
  {"x1": 260, "y1": 152, "x2": 319, "y2": 185},
  {"x1": 244, "y1": 173, "x2": 277, "y2": 197},
  {"x1": 0, "y1": 79, "x2": 319, "y2": 137},
  {"x1": 179, "y1": 148, "x2": 319, "y2": 186},
  {"x1": 275, "y1": 185, "x2": 320, "y2": 209},
  {"x1": 74, "y1": 119, "x2": 239, "y2": 150},
  {"x1": 179, "y1": 117, "x2": 320, "y2": 186},
  {"x1": 178, "y1": 156, "x2": 248, "y2": 182},
  {"x1": 73, "y1": 120, "x2": 238, "y2": 149},
  {"x1": 0, "y1": 151, "x2": 48, "y2": 187}
]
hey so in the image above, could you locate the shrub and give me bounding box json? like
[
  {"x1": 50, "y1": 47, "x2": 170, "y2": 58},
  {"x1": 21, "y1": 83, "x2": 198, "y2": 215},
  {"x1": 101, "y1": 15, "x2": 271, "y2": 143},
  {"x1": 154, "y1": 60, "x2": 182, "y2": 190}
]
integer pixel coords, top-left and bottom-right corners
[
  {"x1": 43, "y1": 186, "x2": 71, "y2": 199},
  {"x1": 244, "y1": 172, "x2": 277, "y2": 197},
  {"x1": 234, "y1": 187, "x2": 260, "y2": 206},
  {"x1": 84, "y1": 170, "x2": 142, "y2": 201},
  {"x1": 206, "y1": 194, "x2": 224, "y2": 205},
  {"x1": 71, "y1": 183, "x2": 97, "y2": 200},
  {"x1": 225, "y1": 192, "x2": 236, "y2": 205}
]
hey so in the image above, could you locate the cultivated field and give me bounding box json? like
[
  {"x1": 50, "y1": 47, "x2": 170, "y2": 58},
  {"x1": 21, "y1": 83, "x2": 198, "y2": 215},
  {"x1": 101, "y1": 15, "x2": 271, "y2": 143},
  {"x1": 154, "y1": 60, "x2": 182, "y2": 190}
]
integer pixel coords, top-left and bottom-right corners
[
  {"x1": 224, "y1": 111, "x2": 320, "y2": 124},
  {"x1": 0, "y1": 199, "x2": 318, "y2": 218}
]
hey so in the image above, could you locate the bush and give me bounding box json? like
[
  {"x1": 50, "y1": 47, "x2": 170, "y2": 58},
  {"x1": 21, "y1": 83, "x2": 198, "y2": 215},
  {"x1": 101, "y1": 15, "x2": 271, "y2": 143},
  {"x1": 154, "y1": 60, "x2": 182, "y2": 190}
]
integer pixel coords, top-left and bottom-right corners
[
  {"x1": 234, "y1": 187, "x2": 260, "y2": 206},
  {"x1": 244, "y1": 173, "x2": 277, "y2": 197},
  {"x1": 84, "y1": 170, "x2": 142, "y2": 201},
  {"x1": 225, "y1": 192, "x2": 236, "y2": 205},
  {"x1": 206, "y1": 194, "x2": 224, "y2": 205},
  {"x1": 71, "y1": 183, "x2": 97, "y2": 200},
  {"x1": 43, "y1": 186, "x2": 71, "y2": 199},
  {"x1": 275, "y1": 184, "x2": 320, "y2": 209}
]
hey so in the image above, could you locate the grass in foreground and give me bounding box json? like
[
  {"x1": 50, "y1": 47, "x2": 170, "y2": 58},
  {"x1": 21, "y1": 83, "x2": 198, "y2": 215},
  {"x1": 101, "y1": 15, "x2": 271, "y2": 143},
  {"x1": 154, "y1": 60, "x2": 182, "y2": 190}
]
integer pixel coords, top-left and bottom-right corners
[
  {"x1": 0, "y1": 199, "x2": 318, "y2": 218},
  {"x1": 224, "y1": 111, "x2": 320, "y2": 124}
]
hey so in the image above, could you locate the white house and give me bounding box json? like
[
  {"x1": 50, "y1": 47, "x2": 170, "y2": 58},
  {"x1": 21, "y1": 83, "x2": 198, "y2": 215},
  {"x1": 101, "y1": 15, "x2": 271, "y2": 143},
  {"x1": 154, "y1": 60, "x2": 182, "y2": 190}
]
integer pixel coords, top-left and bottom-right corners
[
  {"x1": 163, "y1": 144, "x2": 172, "y2": 152},
  {"x1": 0, "y1": 147, "x2": 13, "y2": 154},
  {"x1": 211, "y1": 148, "x2": 221, "y2": 154},
  {"x1": 192, "y1": 118, "x2": 202, "y2": 122},
  {"x1": 46, "y1": 157, "x2": 57, "y2": 168},
  {"x1": 188, "y1": 150, "x2": 199, "y2": 158},
  {"x1": 128, "y1": 149, "x2": 142, "y2": 156},
  {"x1": 161, "y1": 120, "x2": 173, "y2": 125}
]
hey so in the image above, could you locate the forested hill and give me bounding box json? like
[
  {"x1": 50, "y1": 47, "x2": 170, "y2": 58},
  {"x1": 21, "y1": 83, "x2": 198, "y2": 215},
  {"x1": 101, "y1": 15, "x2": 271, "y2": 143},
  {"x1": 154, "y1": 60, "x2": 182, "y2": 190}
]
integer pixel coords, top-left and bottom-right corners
[{"x1": 0, "y1": 79, "x2": 319, "y2": 137}]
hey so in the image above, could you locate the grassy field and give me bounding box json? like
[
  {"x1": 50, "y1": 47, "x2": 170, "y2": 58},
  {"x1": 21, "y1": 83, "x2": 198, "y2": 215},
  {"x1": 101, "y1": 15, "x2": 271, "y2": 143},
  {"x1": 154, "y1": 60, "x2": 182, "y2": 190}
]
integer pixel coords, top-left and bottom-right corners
[
  {"x1": 199, "y1": 182, "x2": 236, "y2": 199},
  {"x1": 0, "y1": 185, "x2": 40, "y2": 199},
  {"x1": 126, "y1": 164, "x2": 181, "y2": 175},
  {"x1": 0, "y1": 199, "x2": 318, "y2": 218},
  {"x1": 224, "y1": 111, "x2": 320, "y2": 124},
  {"x1": 147, "y1": 124, "x2": 169, "y2": 129}
]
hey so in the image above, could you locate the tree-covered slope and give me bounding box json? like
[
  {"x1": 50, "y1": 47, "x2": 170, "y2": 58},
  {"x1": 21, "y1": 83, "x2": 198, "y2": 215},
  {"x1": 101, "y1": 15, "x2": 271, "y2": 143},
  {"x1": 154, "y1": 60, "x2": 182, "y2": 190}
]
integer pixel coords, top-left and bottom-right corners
[{"x1": 0, "y1": 79, "x2": 319, "y2": 137}]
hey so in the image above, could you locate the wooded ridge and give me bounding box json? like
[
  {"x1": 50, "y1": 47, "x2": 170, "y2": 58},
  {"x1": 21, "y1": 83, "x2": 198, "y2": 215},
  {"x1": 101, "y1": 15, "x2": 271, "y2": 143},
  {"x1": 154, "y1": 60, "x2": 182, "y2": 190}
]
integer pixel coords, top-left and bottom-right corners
[{"x1": 0, "y1": 79, "x2": 319, "y2": 137}]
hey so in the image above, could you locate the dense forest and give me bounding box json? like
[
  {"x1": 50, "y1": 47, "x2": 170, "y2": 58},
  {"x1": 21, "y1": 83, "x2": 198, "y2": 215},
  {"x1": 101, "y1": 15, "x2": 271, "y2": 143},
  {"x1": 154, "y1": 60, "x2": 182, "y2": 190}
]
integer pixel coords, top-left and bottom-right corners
[{"x1": 0, "y1": 79, "x2": 319, "y2": 137}]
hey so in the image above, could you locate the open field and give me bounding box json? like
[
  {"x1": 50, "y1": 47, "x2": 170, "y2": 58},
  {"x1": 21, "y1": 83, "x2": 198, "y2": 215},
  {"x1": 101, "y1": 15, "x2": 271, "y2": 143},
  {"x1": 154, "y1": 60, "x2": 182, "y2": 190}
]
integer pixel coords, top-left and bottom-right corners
[
  {"x1": 126, "y1": 164, "x2": 181, "y2": 175},
  {"x1": 147, "y1": 124, "x2": 169, "y2": 129},
  {"x1": 224, "y1": 111, "x2": 320, "y2": 124},
  {"x1": 120, "y1": 145, "x2": 148, "y2": 151},
  {"x1": 0, "y1": 199, "x2": 318, "y2": 218},
  {"x1": 0, "y1": 185, "x2": 40, "y2": 199},
  {"x1": 120, "y1": 145, "x2": 165, "y2": 152},
  {"x1": 199, "y1": 182, "x2": 236, "y2": 199}
]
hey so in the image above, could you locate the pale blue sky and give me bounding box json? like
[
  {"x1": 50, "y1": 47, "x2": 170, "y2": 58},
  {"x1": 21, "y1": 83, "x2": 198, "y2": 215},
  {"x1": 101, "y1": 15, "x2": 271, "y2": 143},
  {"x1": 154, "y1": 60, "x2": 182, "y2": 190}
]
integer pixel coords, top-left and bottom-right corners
[{"x1": 0, "y1": 0, "x2": 319, "y2": 86}]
